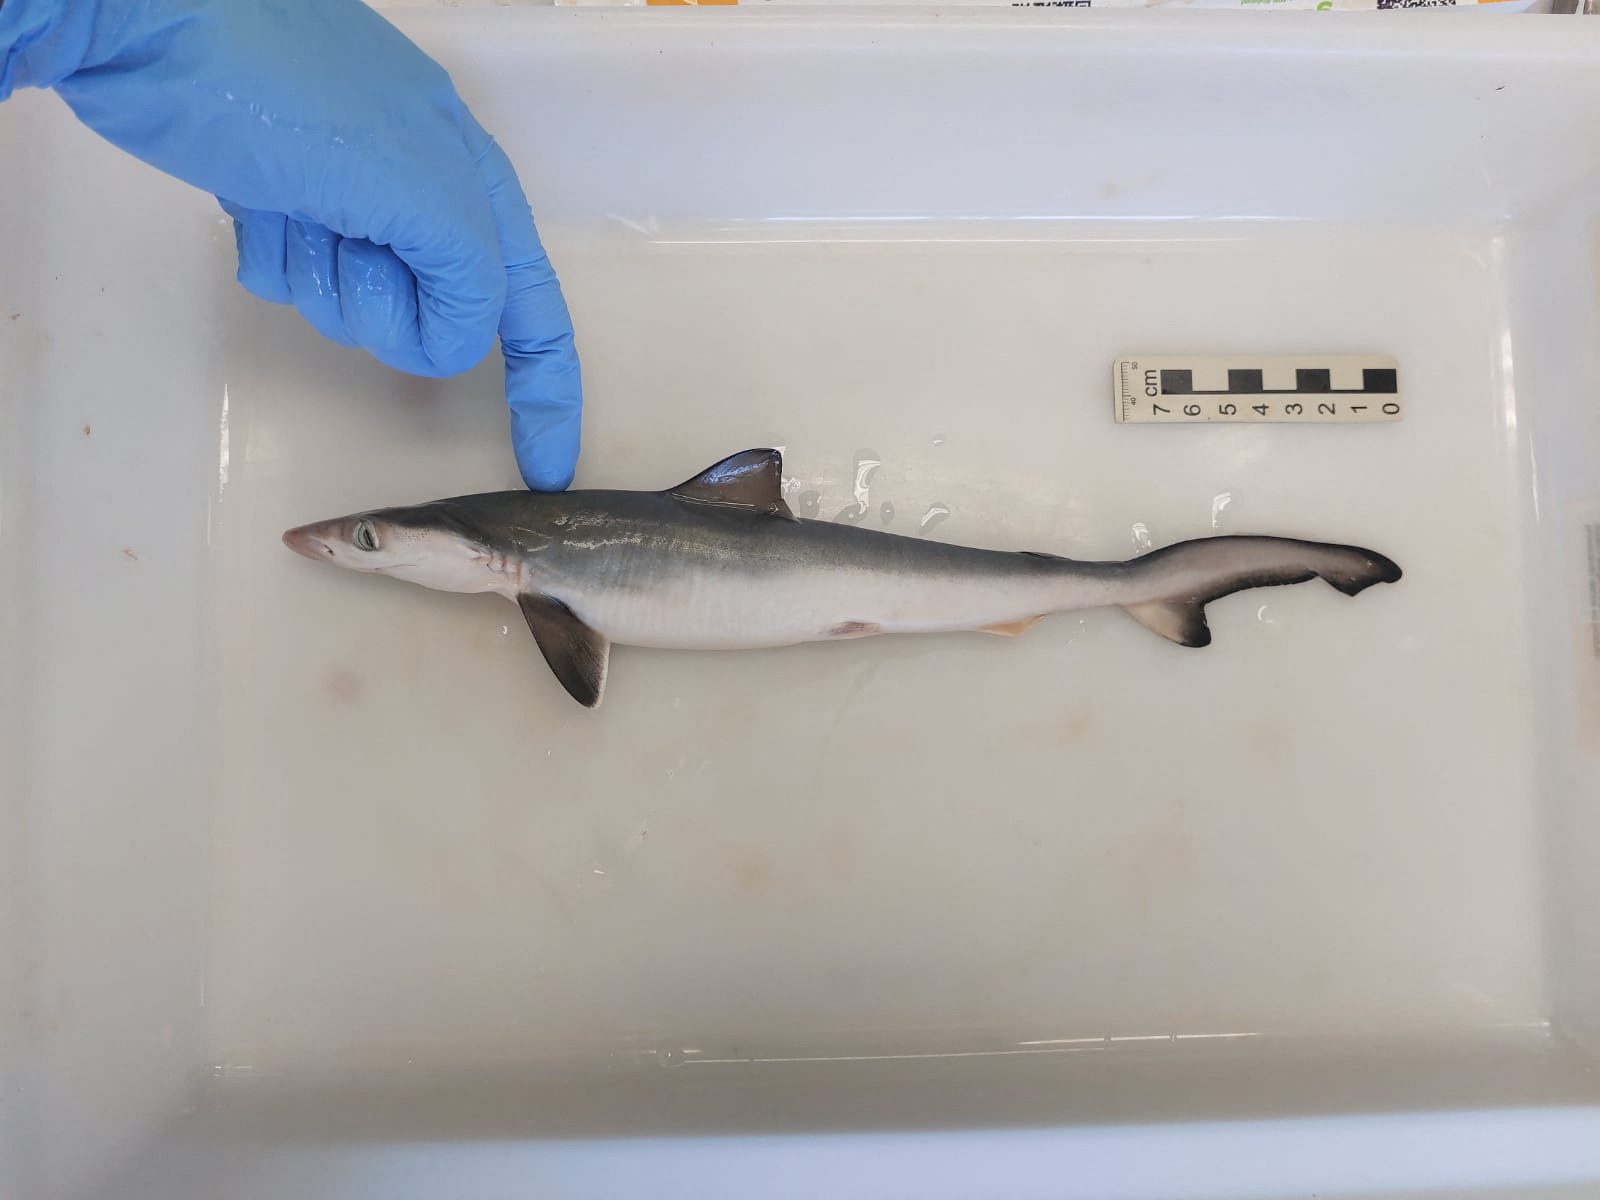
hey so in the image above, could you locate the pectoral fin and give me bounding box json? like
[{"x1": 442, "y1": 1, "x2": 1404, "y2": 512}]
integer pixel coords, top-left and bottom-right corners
[{"x1": 518, "y1": 592, "x2": 610, "y2": 708}]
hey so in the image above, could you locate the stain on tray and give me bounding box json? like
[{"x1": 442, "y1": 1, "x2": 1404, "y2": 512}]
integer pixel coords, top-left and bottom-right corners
[
  {"x1": 1248, "y1": 717, "x2": 1292, "y2": 768},
  {"x1": 729, "y1": 848, "x2": 773, "y2": 895},
  {"x1": 1059, "y1": 705, "x2": 1096, "y2": 745},
  {"x1": 121, "y1": 547, "x2": 139, "y2": 561},
  {"x1": 324, "y1": 666, "x2": 365, "y2": 706}
]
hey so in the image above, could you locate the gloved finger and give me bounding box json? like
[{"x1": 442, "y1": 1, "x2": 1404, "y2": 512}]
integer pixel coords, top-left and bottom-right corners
[
  {"x1": 285, "y1": 219, "x2": 356, "y2": 347},
  {"x1": 335, "y1": 237, "x2": 446, "y2": 378},
  {"x1": 370, "y1": 174, "x2": 504, "y2": 378},
  {"x1": 218, "y1": 200, "x2": 292, "y2": 305},
  {"x1": 507, "y1": 331, "x2": 583, "y2": 493},
  {"x1": 471, "y1": 127, "x2": 583, "y2": 492}
]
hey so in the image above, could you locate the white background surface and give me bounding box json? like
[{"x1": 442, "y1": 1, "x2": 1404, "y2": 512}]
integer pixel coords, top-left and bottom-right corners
[
  {"x1": 215, "y1": 222, "x2": 1538, "y2": 1069},
  {"x1": 4, "y1": 8, "x2": 1600, "y2": 1198}
]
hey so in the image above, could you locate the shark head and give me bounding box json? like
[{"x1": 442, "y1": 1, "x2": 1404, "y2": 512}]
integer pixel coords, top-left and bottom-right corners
[{"x1": 282, "y1": 503, "x2": 509, "y2": 595}]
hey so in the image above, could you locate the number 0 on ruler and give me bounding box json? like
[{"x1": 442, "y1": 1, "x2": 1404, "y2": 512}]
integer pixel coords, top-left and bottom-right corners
[{"x1": 1114, "y1": 356, "x2": 1401, "y2": 424}]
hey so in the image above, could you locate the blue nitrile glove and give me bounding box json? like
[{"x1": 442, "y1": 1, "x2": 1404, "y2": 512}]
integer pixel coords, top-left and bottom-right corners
[{"x1": 0, "y1": 0, "x2": 582, "y2": 490}]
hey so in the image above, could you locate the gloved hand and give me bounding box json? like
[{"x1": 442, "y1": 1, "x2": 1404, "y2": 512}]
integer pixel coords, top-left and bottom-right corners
[{"x1": 0, "y1": 0, "x2": 582, "y2": 490}]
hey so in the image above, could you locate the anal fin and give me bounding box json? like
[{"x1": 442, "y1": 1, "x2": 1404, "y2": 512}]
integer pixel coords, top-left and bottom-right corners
[
  {"x1": 981, "y1": 615, "x2": 1045, "y2": 637},
  {"x1": 1123, "y1": 600, "x2": 1211, "y2": 648},
  {"x1": 518, "y1": 592, "x2": 611, "y2": 708}
]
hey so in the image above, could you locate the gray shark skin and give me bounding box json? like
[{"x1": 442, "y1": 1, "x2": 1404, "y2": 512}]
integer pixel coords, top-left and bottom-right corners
[{"x1": 283, "y1": 448, "x2": 1402, "y2": 708}]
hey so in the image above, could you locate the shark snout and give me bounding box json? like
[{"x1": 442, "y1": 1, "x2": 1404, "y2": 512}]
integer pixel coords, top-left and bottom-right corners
[{"x1": 283, "y1": 524, "x2": 338, "y2": 561}]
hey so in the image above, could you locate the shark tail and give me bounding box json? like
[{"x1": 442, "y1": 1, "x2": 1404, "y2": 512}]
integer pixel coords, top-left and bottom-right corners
[{"x1": 1117, "y1": 535, "x2": 1402, "y2": 648}]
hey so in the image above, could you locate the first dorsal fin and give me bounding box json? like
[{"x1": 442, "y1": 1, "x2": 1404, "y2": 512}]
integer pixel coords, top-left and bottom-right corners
[{"x1": 666, "y1": 449, "x2": 796, "y2": 520}]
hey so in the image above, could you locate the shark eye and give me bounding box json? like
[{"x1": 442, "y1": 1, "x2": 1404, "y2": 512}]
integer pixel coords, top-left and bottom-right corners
[{"x1": 353, "y1": 520, "x2": 379, "y2": 552}]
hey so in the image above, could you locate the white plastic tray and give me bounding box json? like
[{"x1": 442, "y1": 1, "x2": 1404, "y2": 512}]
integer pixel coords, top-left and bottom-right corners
[{"x1": 4, "y1": 9, "x2": 1600, "y2": 1198}]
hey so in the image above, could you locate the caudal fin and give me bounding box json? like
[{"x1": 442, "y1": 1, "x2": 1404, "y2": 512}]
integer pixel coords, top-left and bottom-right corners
[{"x1": 1119, "y1": 536, "x2": 1401, "y2": 648}]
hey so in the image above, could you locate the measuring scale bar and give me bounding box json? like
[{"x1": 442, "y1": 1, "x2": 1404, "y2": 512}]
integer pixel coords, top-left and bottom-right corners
[{"x1": 1114, "y1": 355, "x2": 1401, "y2": 424}]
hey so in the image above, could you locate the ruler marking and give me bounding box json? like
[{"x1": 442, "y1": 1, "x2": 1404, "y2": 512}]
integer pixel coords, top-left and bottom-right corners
[
  {"x1": 1113, "y1": 355, "x2": 1401, "y2": 424},
  {"x1": 1171, "y1": 388, "x2": 1393, "y2": 396}
]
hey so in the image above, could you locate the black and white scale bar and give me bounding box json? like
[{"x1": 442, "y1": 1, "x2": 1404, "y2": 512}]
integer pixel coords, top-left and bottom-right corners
[{"x1": 1114, "y1": 356, "x2": 1402, "y2": 424}]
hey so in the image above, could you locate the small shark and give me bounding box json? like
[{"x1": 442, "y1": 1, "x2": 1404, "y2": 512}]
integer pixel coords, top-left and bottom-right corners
[{"x1": 283, "y1": 448, "x2": 1401, "y2": 708}]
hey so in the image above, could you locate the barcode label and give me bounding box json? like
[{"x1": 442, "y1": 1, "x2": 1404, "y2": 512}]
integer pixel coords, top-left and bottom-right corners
[{"x1": 1115, "y1": 356, "x2": 1401, "y2": 424}]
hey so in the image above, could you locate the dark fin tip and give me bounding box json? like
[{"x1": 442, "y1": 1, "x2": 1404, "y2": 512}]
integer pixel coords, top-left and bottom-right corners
[
  {"x1": 1324, "y1": 550, "x2": 1403, "y2": 597},
  {"x1": 1123, "y1": 598, "x2": 1212, "y2": 647},
  {"x1": 517, "y1": 592, "x2": 610, "y2": 709}
]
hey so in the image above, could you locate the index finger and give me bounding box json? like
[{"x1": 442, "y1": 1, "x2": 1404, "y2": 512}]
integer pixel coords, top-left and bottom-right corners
[{"x1": 471, "y1": 125, "x2": 583, "y2": 491}]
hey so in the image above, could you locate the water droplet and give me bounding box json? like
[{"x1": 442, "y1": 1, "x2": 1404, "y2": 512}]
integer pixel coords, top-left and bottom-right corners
[
  {"x1": 657, "y1": 1048, "x2": 685, "y2": 1067},
  {"x1": 1210, "y1": 492, "x2": 1233, "y2": 531},
  {"x1": 919, "y1": 503, "x2": 950, "y2": 534},
  {"x1": 833, "y1": 504, "x2": 868, "y2": 524},
  {"x1": 880, "y1": 501, "x2": 895, "y2": 525},
  {"x1": 1130, "y1": 522, "x2": 1153, "y2": 553},
  {"x1": 932, "y1": 435, "x2": 946, "y2": 447},
  {"x1": 798, "y1": 490, "x2": 820, "y2": 518},
  {"x1": 499, "y1": 625, "x2": 509, "y2": 636},
  {"x1": 852, "y1": 451, "x2": 881, "y2": 508}
]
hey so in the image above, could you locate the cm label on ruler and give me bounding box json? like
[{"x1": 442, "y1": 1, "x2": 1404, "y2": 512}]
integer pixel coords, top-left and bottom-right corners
[{"x1": 1114, "y1": 356, "x2": 1401, "y2": 424}]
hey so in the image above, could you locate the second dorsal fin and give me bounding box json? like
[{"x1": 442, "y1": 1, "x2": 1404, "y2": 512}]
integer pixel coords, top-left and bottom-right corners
[{"x1": 666, "y1": 448, "x2": 796, "y2": 520}]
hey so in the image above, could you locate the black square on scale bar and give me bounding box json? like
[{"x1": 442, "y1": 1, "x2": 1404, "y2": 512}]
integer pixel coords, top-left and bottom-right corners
[
  {"x1": 1363, "y1": 367, "x2": 1398, "y2": 393},
  {"x1": 1227, "y1": 369, "x2": 1264, "y2": 394},
  {"x1": 1296, "y1": 369, "x2": 1332, "y2": 392},
  {"x1": 1159, "y1": 369, "x2": 1193, "y2": 394}
]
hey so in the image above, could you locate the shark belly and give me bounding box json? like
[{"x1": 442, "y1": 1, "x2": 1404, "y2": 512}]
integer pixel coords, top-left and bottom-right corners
[{"x1": 544, "y1": 555, "x2": 1092, "y2": 651}]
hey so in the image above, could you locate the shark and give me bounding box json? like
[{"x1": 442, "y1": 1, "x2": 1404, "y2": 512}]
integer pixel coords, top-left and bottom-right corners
[{"x1": 282, "y1": 448, "x2": 1402, "y2": 708}]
